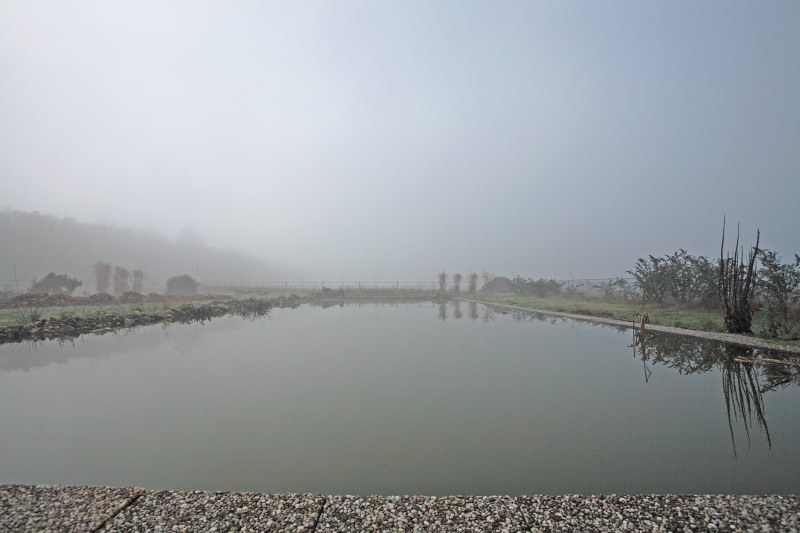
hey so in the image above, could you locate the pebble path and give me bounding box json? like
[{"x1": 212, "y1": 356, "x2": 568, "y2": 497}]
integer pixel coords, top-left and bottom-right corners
[{"x1": 2, "y1": 485, "x2": 798, "y2": 532}]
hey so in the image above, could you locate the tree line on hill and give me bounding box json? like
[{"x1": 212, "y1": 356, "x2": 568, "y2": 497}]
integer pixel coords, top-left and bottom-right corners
[{"x1": 0, "y1": 209, "x2": 276, "y2": 288}]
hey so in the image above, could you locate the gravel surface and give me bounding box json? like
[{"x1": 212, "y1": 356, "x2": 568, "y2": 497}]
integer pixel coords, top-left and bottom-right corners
[
  {"x1": 2, "y1": 486, "x2": 799, "y2": 532},
  {"x1": 0, "y1": 484, "x2": 143, "y2": 532},
  {"x1": 317, "y1": 495, "x2": 525, "y2": 532},
  {"x1": 516, "y1": 494, "x2": 800, "y2": 532},
  {"x1": 101, "y1": 490, "x2": 324, "y2": 532}
]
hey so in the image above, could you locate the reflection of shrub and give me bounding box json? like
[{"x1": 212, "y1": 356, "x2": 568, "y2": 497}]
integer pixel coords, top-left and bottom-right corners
[
  {"x1": 31, "y1": 272, "x2": 82, "y2": 294},
  {"x1": 166, "y1": 274, "x2": 198, "y2": 295}
]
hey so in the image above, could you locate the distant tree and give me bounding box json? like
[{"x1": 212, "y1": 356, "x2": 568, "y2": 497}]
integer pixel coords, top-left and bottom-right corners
[
  {"x1": 92, "y1": 261, "x2": 112, "y2": 293},
  {"x1": 131, "y1": 269, "x2": 145, "y2": 292},
  {"x1": 112, "y1": 266, "x2": 130, "y2": 295},
  {"x1": 166, "y1": 274, "x2": 198, "y2": 295},
  {"x1": 452, "y1": 272, "x2": 462, "y2": 294},
  {"x1": 30, "y1": 272, "x2": 82, "y2": 294},
  {"x1": 467, "y1": 272, "x2": 478, "y2": 293},
  {"x1": 481, "y1": 269, "x2": 494, "y2": 285},
  {"x1": 438, "y1": 271, "x2": 447, "y2": 294}
]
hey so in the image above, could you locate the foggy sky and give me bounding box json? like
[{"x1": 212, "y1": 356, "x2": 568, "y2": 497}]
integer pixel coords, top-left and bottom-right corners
[{"x1": 2, "y1": 1, "x2": 798, "y2": 281}]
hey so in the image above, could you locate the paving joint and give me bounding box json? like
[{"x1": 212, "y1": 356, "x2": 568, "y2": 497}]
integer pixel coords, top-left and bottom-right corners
[
  {"x1": 309, "y1": 496, "x2": 326, "y2": 532},
  {"x1": 92, "y1": 492, "x2": 142, "y2": 532}
]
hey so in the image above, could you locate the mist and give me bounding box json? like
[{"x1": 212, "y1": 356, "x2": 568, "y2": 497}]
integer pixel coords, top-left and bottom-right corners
[
  {"x1": 2, "y1": 2, "x2": 798, "y2": 281},
  {"x1": 0, "y1": 210, "x2": 277, "y2": 288}
]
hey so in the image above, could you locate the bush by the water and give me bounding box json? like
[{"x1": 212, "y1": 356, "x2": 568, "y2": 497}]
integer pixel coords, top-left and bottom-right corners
[
  {"x1": 166, "y1": 274, "x2": 198, "y2": 295},
  {"x1": 627, "y1": 243, "x2": 799, "y2": 338}
]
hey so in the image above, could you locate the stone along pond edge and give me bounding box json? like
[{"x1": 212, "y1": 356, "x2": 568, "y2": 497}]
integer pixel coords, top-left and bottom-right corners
[{"x1": 0, "y1": 296, "x2": 303, "y2": 345}]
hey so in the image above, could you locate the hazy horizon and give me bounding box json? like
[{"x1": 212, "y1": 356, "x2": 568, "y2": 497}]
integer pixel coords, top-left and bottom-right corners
[{"x1": 2, "y1": 2, "x2": 798, "y2": 281}]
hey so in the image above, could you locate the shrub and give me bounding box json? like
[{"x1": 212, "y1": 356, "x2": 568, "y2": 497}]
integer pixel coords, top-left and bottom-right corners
[
  {"x1": 93, "y1": 262, "x2": 112, "y2": 293},
  {"x1": 112, "y1": 266, "x2": 130, "y2": 295},
  {"x1": 131, "y1": 269, "x2": 145, "y2": 292},
  {"x1": 30, "y1": 272, "x2": 82, "y2": 294},
  {"x1": 467, "y1": 272, "x2": 478, "y2": 294},
  {"x1": 512, "y1": 276, "x2": 564, "y2": 297},
  {"x1": 756, "y1": 250, "x2": 800, "y2": 338},
  {"x1": 166, "y1": 274, "x2": 198, "y2": 295},
  {"x1": 452, "y1": 273, "x2": 462, "y2": 294},
  {"x1": 718, "y1": 222, "x2": 760, "y2": 334},
  {"x1": 628, "y1": 250, "x2": 718, "y2": 307},
  {"x1": 437, "y1": 271, "x2": 447, "y2": 294}
]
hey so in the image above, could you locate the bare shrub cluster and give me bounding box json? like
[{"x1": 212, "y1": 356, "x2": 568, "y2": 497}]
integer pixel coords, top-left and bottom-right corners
[{"x1": 92, "y1": 262, "x2": 146, "y2": 295}]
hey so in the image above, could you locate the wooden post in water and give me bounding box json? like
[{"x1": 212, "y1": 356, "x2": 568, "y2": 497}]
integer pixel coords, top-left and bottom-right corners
[{"x1": 639, "y1": 313, "x2": 647, "y2": 346}]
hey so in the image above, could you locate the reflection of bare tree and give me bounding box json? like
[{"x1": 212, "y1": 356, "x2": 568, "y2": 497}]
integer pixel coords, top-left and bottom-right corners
[
  {"x1": 630, "y1": 327, "x2": 653, "y2": 382},
  {"x1": 481, "y1": 306, "x2": 495, "y2": 324},
  {"x1": 438, "y1": 301, "x2": 448, "y2": 321},
  {"x1": 468, "y1": 302, "x2": 479, "y2": 321},
  {"x1": 633, "y1": 329, "x2": 799, "y2": 454},
  {"x1": 722, "y1": 357, "x2": 771, "y2": 456},
  {"x1": 452, "y1": 300, "x2": 462, "y2": 320}
]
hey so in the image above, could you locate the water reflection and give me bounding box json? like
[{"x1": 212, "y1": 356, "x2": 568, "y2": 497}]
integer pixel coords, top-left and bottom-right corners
[
  {"x1": 631, "y1": 328, "x2": 799, "y2": 455},
  {"x1": 2, "y1": 301, "x2": 798, "y2": 494},
  {"x1": 0, "y1": 319, "x2": 251, "y2": 373},
  {"x1": 466, "y1": 302, "x2": 477, "y2": 321},
  {"x1": 452, "y1": 300, "x2": 462, "y2": 320},
  {"x1": 438, "y1": 300, "x2": 448, "y2": 321},
  {"x1": 504, "y1": 306, "x2": 800, "y2": 455}
]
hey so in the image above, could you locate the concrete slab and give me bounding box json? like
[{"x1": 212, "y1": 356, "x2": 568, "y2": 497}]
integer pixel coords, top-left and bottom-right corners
[
  {"x1": 316, "y1": 495, "x2": 526, "y2": 532},
  {"x1": 0, "y1": 484, "x2": 143, "y2": 533},
  {"x1": 102, "y1": 490, "x2": 325, "y2": 532}
]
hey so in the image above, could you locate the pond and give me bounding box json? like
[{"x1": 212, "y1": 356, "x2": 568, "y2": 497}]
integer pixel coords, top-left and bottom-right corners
[{"x1": 1, "y1": 301, "x2": 798, "y2": 495}]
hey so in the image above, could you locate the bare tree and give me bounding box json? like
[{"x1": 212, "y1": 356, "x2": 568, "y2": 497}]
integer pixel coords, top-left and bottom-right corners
[
  {"x1": 93, "y1": 261, "x2": 112, "y2": 293},
  {"x1": 719, "y1": 219, "x2": 760, "y2": 334},
  {"x1": 113, "y1": 266, "x2": 130, "y2": 295},
  {"x1": 481, "y1": 269, "x2": 494, "y2": 285},
  {"x1": 438, "y1": 271, "x2": 447, "y2": 294},
  {"x1": 131, "y1": 269, "x2": 145, "y2": 292},
  {"x1": 452, "y1": 272, "x2": 462, "y2": 294},
  {"x1": 467, "y1": 271, "x2": 478, "y2": 293}
]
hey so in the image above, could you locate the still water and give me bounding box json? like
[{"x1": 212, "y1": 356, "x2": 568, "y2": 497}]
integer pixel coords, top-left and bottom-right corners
[{"x1": 1, "y1": 301, "x2": 798, "y2": 495}]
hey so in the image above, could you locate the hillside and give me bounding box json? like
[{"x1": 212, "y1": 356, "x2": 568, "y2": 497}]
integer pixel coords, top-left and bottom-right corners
[{"x1": 0, "y1": 210, "x2": 276, "y2": 292}]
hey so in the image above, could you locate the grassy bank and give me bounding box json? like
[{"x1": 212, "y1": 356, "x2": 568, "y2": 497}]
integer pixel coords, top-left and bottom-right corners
[
  {"x1": 0, "y1": 294, "x2": 294, "y2": 327},
  {"x1": 467, "y1": 294, "x2": 800, "y2": 348}
]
